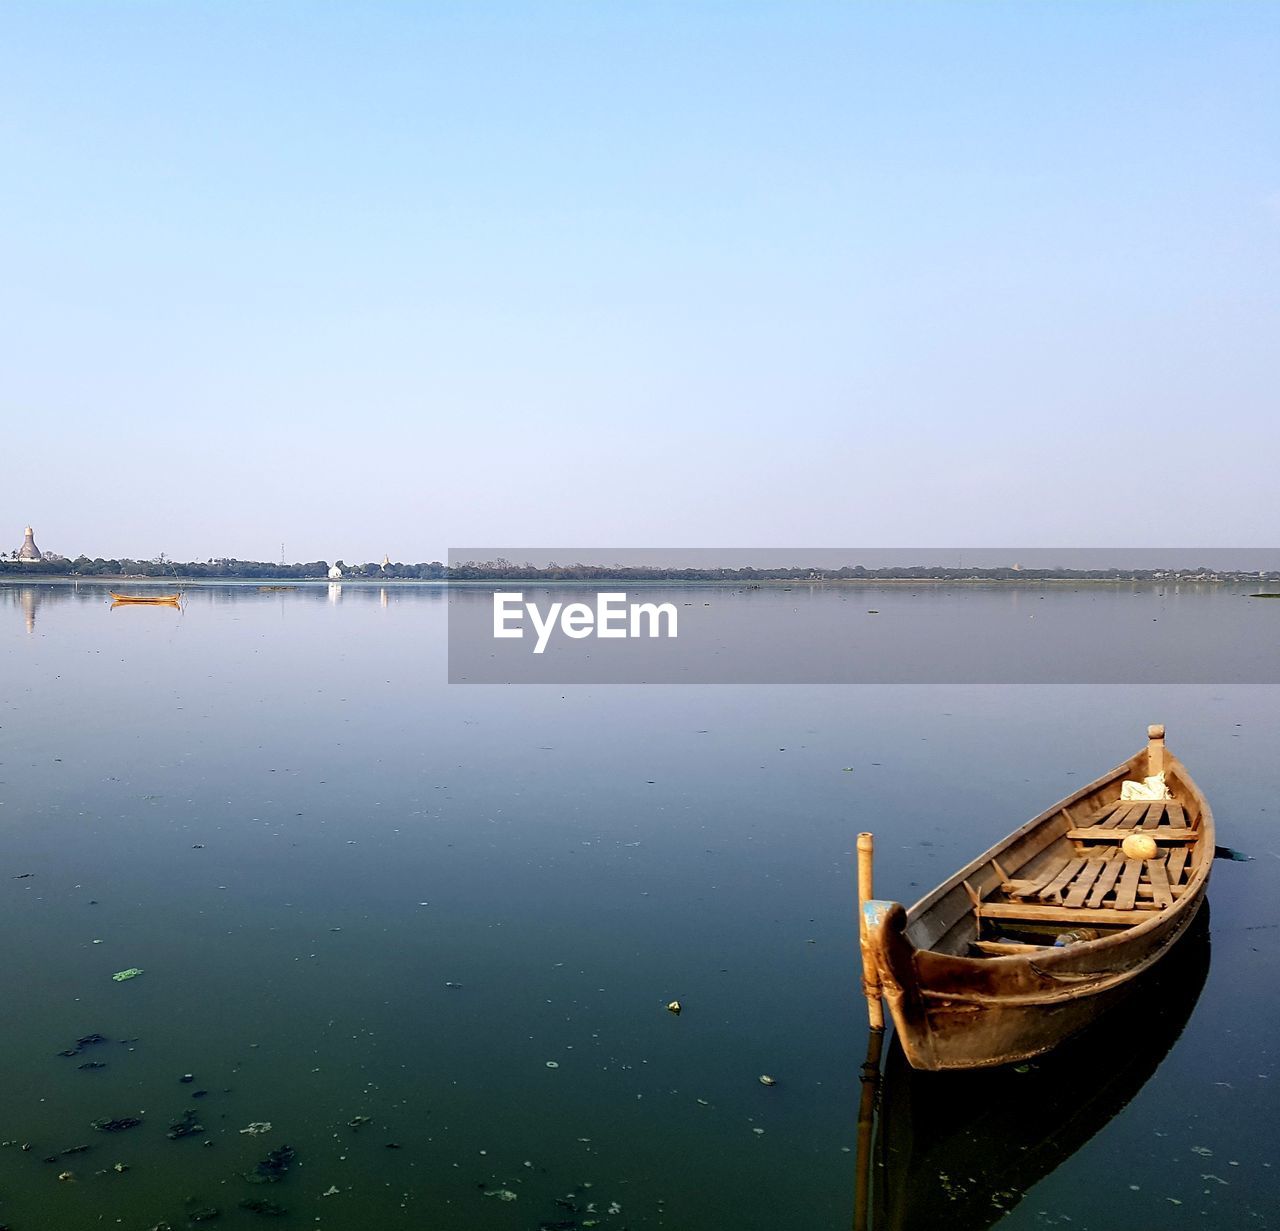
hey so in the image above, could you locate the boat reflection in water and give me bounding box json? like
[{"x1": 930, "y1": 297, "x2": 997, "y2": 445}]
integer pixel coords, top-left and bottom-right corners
[{"x1": 860, "y1": 904, "x2": 1210, "y2": 1231}]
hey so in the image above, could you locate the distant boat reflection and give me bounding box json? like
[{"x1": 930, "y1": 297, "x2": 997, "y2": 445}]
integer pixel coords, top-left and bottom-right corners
[{"x1": 860, "y1": 904, "x2": 1211, "y2": 1231}]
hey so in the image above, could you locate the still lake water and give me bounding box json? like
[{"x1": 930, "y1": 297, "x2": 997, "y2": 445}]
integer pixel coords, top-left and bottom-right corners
[{"x1": 1, "y1": 580, "x2": 1277, "y2": 1230}]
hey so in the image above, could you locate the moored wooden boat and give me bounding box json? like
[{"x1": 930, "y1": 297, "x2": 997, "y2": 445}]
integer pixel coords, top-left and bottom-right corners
[
  {"x1": 861, "y1": 724, "x2": 1213, "y2": 1071},
  {"x1": 109, "y1": 591, "x2": 182, "y2": 605}
]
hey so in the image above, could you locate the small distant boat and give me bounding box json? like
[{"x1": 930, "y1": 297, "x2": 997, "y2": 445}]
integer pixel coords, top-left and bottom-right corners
[
  {"x1": 109, "y1": 591, "x2": 182, "y2": 606},
  {"x1": 859, "y1": 724, "x2": 1213, "y2": 1070}
]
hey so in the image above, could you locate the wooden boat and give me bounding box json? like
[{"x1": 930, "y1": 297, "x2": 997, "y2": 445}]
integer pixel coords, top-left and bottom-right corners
[
  {"x1": 864, "y1": 903, "x2": 1210, "y2": 1231},
  {"x1": 109, "y1": 591, "x2": 182, "y2": 606},
  {"x1": 861, "y1": 724, "x2": 1213, "y2": 1071}
]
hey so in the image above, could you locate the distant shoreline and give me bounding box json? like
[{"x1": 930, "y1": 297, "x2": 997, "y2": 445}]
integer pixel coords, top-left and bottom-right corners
[{"x1": 3, "y1": 574, "x2": 1276, "y2": 589}]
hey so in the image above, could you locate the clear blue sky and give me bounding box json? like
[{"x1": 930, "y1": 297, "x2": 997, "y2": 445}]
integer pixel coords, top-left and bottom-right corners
[{"x1": 3, "y1": 2, "x2": 1277, "y2": 562}]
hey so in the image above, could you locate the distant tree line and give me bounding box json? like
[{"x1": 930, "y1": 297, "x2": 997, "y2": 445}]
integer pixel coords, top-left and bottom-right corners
[
  {"x1": 445, "y1": 561, "x2": 1280, "y2": 582},
  {"x1": 2, "y1": 557, "x2": 1275, "y2": 583},
  {"x1": 0, "y1": 557, "x2": 448, "y2": 580}
]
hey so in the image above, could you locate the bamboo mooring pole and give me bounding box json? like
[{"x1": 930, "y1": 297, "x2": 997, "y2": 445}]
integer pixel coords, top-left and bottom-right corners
[
  {"x1": 852, "y1": 1026, "x2": 885, "y2": 1231},
  {"x1": 857, "y1": 832, "x2": 885, "y2": 1032}
]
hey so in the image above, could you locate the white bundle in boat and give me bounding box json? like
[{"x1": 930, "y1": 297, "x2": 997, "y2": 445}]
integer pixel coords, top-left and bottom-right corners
[{"x1": 1120, "y1": 772, "x2": 1172, "y2": 801}]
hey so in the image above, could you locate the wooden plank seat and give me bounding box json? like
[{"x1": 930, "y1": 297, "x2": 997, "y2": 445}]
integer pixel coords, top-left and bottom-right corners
[
  {"x1": 1001, "y1": 860, "x2": 1078, "y2": 900},
  {"x1": 1080, "y1": 798, "x2": 1187, "y2": 826},
  {"x1": 1000, "y1": 850, "x2": 1186, "y2": 915},
  {"x1": 1087, "y1": 800, "x2": 1149, "y2": 828},
  {"x1": 1135, "y1": 881, "x2": 1187, "y2": 902},
  {"x1": 1067, "y1": 826, "x2": 1197, "y2": 841},
  {"x1": 1115, "y1": 859, "x2": 1145, "y2": 910},
  {"x1": 977, "y1": 901, "x2": 1158, "y2": 927},
  {"x1": 1063, "y1": 856, "x2": 1110, "y2": 908},
  {"x1": 1087, "y1": 855, "x2": 1127, "y2": 907},
  {"x1": 1148, "y1": 859, "x2": 1174, "y2": 909},
  {"x1": 1036, "y1": 857, "x2": 1087, "y2": 904}
]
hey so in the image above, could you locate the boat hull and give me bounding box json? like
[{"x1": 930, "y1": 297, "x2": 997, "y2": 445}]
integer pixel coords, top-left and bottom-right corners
[
  {"x1": 109, "y1": 592, "x2": 181, "y2": 605},
  {"x1": 868, "y1": 890, "x2": 1206, "y2": 1070},
  {"x1": 872, "y1": 905, "x2": 1211, "y2": 1231}
]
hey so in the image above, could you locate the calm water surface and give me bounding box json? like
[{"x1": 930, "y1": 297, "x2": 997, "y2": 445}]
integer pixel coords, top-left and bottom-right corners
[{"x1": 1, "y1": 582, "x2": 1276, "y2": 1230}]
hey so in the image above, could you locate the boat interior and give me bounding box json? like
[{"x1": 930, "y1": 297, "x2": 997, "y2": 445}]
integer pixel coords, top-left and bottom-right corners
[{"x1": 905, "y1": 760, "x2": 1209, "y2": 960}]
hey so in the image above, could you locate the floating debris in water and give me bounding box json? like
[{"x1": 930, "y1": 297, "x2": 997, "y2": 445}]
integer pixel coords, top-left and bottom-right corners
[
  {"x1": 322, "y1": 1185, "x2": 340, "y2": 1197},
  {"x1": 347, "y1": 1115, "x2": 372, "y2": 1129},
  {"x1": 179, "y1": 1073, "x2": 195, "y2": 1084},
  {"x1": 666, "y1": 1000, "x2": 682, "y2": 1015},
  {"x1": 43, "y1": 1144, "x2": 91, "y2": 1162},
  {"x1": 484, "y1": 1189, "x2": 519, "y2": 1202},
  {"x1": 545, "y1": 1061, "x2": 560, "y2": 1069},
  {"x1": 758, "y1": 1075, "x2": 776, "y2": 1087},
  {"x1": 57, "y1": 1169, "x2": 75, "y2": 1181},
  {"x1": 184, "y1": 1199, "x2": 220, "y2": 1222},
  {"x1": 239, "y1": 1197, "x2": 288, "y2": 1216},
  {"x1": 92, "y1": 1117, "x2": 142, "y2": 1133},
  {"x1": 113, "y1": 1161, "x2": 128, "y2": 1173},
  {"x1": 111, "y1": 968, "x2": 144, "y2": 982},
  {"x1": 245, "y1": 1144, "x2": 296, "y2": 1184},
  {"x1": 59, "y1": 1033, "x2": 109, "y2": 1058},
  {"x1": 1191, "y1": 1145, "x2": 1213, "y2": 1157},
  {"x1": 78, "y1": 1061, "x2": 108, "y2": 1071},
  {"x1": 240, "y1": 1122, "x2": 273, "y2": 1136},
  {"x1": 167, "y1": 1109, "x2": 205, "y2": 1140}
]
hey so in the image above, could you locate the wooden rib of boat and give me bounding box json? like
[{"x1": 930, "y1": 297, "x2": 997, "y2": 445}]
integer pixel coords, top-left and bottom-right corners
[
  {"x1": 861, "y1": 724, "x2": 1213, "y2": 1071},
  {"x1": 109, "y1": 591, "x2": 182, "y2": 606}
]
